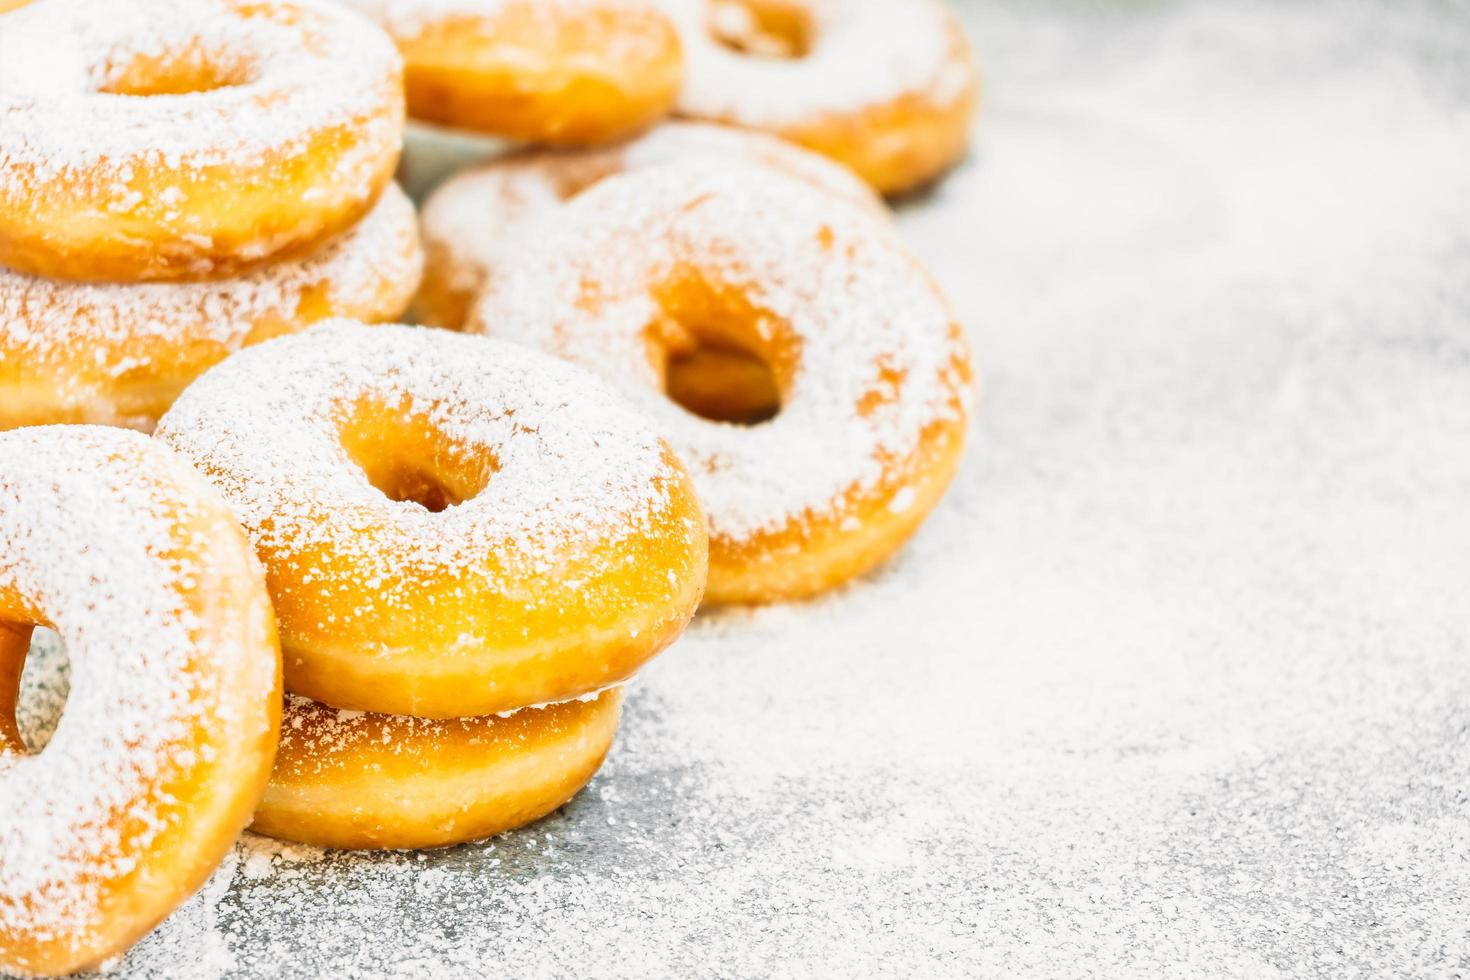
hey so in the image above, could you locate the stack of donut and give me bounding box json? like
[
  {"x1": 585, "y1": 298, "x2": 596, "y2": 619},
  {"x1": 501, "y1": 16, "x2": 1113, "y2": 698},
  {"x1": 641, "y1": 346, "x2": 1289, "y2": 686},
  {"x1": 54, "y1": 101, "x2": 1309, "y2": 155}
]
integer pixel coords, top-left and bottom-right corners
[
  {"x1": 0, "y1": 0, "x2": 420, "y2": 431},
  {"x1": 155, "y1": 321, "x2": 708, "y2": 854},
  {"x1": 1, "y1": 0, "x2": 981, "y2": 973}
]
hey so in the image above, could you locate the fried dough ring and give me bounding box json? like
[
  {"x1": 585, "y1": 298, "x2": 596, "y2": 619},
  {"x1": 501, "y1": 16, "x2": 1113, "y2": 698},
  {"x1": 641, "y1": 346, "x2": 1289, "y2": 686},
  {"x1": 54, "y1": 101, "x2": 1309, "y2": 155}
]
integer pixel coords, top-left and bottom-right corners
[
  {"x1": 252, "y1": 691, "x2": 621, "y2": 850},
  {"x1": 0, "y1": 0, "x2": 404, "y2": 281},
  {"x1": 0, "y1": 185, "x2": 422, "y2": 433},
  {"x1": 670, "y1": 0, "x2": 979, "y2": 194},
  {"x1": 416, "y1": 121, "x2": 883, "y2": 331},
  {"x1": 349, "y1": 0, "x2": 682, "y2": 144},
  {"x1": 471, "y1": 165, "x2": 972, "y2": 605},
  {"x1": 0, "y1": 427, "x2": 280, "y2": 977},
  {"x1": 158, "y1": 321, "x2": 707, "y2": 717}
]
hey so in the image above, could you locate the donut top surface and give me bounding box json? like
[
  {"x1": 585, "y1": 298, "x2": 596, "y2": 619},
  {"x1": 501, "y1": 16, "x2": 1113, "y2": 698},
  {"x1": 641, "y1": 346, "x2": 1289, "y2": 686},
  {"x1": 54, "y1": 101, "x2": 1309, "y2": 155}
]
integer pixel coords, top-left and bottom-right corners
[
  {"x1": 671, "y1": 0, "x2": 974, "y2": 127},
  {"x1": 0, "y1": 0, "x2": 401, "y2": 190},
  {"x1": 421, "y1": 121, "x2": 881, "y2": 301},
  {"x1": 156, "y1": 321, "x2": 690, "y2": 584},
  {"x1": 0, "y1": 184, "x2": 420, "y2": 373},
  {"x1": 473, "y1": 164, "x2": 972, "y2": 543},
  {"x1": 0, "y1": 427, "x2": 273, "y2": 938}
]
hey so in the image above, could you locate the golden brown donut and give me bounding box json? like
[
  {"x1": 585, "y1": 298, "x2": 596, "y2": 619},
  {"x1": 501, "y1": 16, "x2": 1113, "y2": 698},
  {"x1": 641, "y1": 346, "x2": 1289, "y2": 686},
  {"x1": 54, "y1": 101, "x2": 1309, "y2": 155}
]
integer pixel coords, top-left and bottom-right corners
[
  {"x1": 668, "y1": 0, "x2": 980, "y2": 194},
  {"x1": 158, "y1": 321, "x2": 708, "y2": 717},
  {"x1": 416, "y1": 121, "x2": 884, "y2": 331},
  {"x1": 346, "y1": 0, "x2": 682, "y2": 145},
  {"x1": 252, "y1": 691, "x2": 622, "y2": 850},
  {"x1": 0, "y1": 0, "x2": 404, "y2": 282},
  {"x1": 0, "y1": 185, "x2": 422, "y2": 433},
  {"x1": 0, "y1": 427, "x2": 280, "y2": 977},
  {"x1": 470, "y1": 165, "x2": 973, "y2": 605}
]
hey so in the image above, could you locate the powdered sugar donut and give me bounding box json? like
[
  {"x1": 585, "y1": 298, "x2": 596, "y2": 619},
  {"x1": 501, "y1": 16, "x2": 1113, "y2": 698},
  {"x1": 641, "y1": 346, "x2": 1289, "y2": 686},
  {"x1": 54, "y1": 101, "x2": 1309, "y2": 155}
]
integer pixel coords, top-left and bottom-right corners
[
  {"x1": 667, "y1": 0, "x2": 979, "y2": 194},
  {"x1": 417, "y1": 121, "x2": 883, "y2": 331},
  {"x1": 0, "y1": 0, "x2": 404, "y2": 282},
  {"x1": 253, "y1": 690, "x2": 621, "y2": 850},
  {"x1": 0, "y1": 185, "x2": 423, "y2": 433},
  {"x1": 470, "y1": 165, "x2": 972, "y2": 605},
  {"x1": 157, "y1": 321, "x2": 707, "y2": 718},
  {"x1": 0, "y1": 427, "x2": 280, "y2": 977},
  {"x1": 347, "y1": 0, "x2": 681, "y2": 145}
]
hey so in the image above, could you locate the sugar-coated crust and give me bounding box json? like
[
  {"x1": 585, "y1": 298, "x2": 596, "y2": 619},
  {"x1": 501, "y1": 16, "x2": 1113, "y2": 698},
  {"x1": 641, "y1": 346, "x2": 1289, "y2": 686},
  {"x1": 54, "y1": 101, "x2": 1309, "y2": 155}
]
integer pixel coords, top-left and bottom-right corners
[
  {"x1": 669, "y1": 0, "x2": 980, "y2": 194},
  {"x1": 0, "y1": 427, "x2": 281, "y2": 977},
  {"x1": 253, "y1": 691, "x2": 622, "y2": 850},
  {"x1": 470, "y1": 164, "x2": 973, "y2": 605},
  {"x1": 0, "y1": 185, "x2": 423, "y2": 433},
  {"x1": 416, "y1": 121, "x2": 884, "y2": 330},
  {"x1": 348, "y1": 0, "x2": 682, "y2": 144},
  {"x1": 0, "y1": 0, "x2": 404, "y2": 282},
  {"x1": 157, "y1": 322, "x2": 708, "y2": 718}
]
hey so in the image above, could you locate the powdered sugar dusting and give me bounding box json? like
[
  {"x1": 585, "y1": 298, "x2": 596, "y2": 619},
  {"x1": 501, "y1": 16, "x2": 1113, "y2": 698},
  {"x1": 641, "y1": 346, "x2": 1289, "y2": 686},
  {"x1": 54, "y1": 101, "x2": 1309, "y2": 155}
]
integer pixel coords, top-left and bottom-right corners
[
  {"x1": 155, "y1": 321, "x2": 685, "y2": 613},
  {"x1": 471, "y1": 163, "x2": 969, "y2": 543},
  {"x1": 275, "y1": 688, "x2": 617, "y2": 780},
  {"x1": 667, "y1": 0, "x2": 971, "y2": 128},
  {"x1": 0, "y1": 0, "x2": 401, "y2": 191},
  {"x1": 0, "y1": 184, "x2": 421, "y2": 418},
  {"x1": 421, "y1": 121, "x2": 881, "y2": 316},
  {"x1": 0, "y1": 428, "x2": 245, "y2": 947}
]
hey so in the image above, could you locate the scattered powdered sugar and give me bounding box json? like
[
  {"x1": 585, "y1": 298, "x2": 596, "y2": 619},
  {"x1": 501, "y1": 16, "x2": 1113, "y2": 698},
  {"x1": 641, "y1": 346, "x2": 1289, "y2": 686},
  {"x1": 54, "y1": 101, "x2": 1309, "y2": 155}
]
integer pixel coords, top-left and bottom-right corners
[
  {"x1": 0, "y1": 427, "x2": 248, "y2": 953},
  {"x1": 98, "y1": 851, "x2": 241, "y2": 980},
  {"x1": 471, "y1": 163, "x2": 969, "y2": 543},
  {"x1": 0, "y1": 0, "x2": 400, "y2": 189},
  {"x1": 0, "y1": 183, "x2": 421, "y2": 388},
  {"x1": 666, "y1": 0, "x2": 972, "y2": 128},
  {"x1": 420, "y1": 121, "x2": 882, "y2": 317},
  {"x1": 155, "y1": 321, "x2": 683, "y2": 600}
]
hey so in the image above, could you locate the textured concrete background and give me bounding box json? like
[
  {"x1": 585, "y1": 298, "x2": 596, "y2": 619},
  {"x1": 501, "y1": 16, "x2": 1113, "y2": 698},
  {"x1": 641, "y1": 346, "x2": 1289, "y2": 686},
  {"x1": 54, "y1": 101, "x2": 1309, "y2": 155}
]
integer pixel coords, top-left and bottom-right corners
[{"x1": 24, "y1": 1, "x2": 1470, "y2": 977}]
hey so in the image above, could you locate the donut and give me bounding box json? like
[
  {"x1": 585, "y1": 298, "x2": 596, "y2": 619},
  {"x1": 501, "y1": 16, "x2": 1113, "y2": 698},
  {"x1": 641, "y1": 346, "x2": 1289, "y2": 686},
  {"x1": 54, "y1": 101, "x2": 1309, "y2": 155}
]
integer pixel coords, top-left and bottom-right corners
[
  {"x1": 416, "y1": 121, "x2": 884, "y2": 331},
  {"x1": 157, "y1": 321, "x2": 708, "y2": 718},
  {"x1": 0, "y1": 0, "x2": 404, "y2": 282},
  {"x1": 0, "y1": 426, "x2": 280, "y2": 977},
  {"x1": 0, "y1": 185, "x2": 423, "y2": 433},
  {"x1": 346, "y1": 0, "x2": 682, "y2": 145},
  {"x1": 470, "y1": 165, "x2": 973, "y2": 605},
  {"x1": 252, "y1": 690, "x2": 621, "y2": 850},
  {"x1": 666, "y1": 0, "x2": 979, "y2": 194}
]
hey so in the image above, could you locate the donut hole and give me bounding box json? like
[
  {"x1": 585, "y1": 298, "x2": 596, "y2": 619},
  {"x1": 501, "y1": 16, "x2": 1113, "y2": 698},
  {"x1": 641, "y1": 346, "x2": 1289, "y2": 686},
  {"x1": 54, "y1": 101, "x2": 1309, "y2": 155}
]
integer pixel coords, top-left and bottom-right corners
[
  {"x1": 647, "y1": 274, "x2": 796, "y2": 425},
  {"x1": 340, "y1": 400, "x2": 497, "y2": 513},
  {"x1": 0, "y1": 623, "x2": 68, "y2": 756},
  {"x1": 99, "y1": 47, "x2": 257, "y2": 97},
  {"x1": 665, "y1": 344, "x2": 782, "y2": 425},
  {"x1": 707, "y1": 0, "x2": 816, "y2": 59}
]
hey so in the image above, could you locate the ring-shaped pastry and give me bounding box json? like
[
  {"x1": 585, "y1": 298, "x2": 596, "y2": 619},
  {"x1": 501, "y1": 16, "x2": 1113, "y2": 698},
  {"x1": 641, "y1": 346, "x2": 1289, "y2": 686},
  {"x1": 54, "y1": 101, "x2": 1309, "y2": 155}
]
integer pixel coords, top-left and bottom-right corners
[
  {"x1": 0, "y1": 426, "x2": 280, "y2": 977},
  {"x1": 252, "y1": 690, "x2": 622, "y2": 850},
  {"x1": 157, "y1": 321, "x2": 707, "y2": 718},
  {"x1": 0, "y1": 0, "x2": 404, "y2": 281},
  {"x1": 470, "y1": 165, "x2": 973, "y2": 605},
  {"x1": 416, "y1": 121, "x2": 883, "y2": 331},
  {"x1": 668, "y1": 0, "x2": 979, "y2": 194},
  {"x1": 0, "y1": 185, "x2": 422, "y2": 432},
  {"x1": 347, "y1": 0, "x2": 682, "y2": 145}
]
